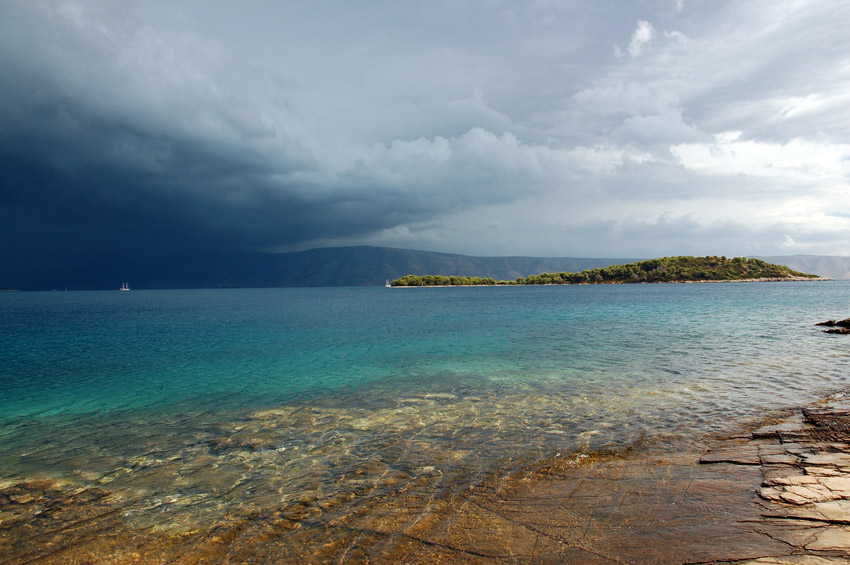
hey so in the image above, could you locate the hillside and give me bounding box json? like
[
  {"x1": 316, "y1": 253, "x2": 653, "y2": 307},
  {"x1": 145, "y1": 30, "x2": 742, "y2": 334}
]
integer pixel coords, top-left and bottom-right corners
[
  {"x1": 756, "y1": 255, "x2": 850, "y2": 281},
  {"x1": 391, "y1": 256, "x2": 819, "y2": 286},
  {"x1": 3, "y1": 247, "x2": 846, "y2": 290},
  {"x1": 4, "y1": 246, "x2": 633, "y2": 290}
]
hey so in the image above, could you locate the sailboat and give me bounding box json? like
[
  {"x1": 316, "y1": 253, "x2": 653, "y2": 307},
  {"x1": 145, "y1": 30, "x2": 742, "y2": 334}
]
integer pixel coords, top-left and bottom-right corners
[
  {"x1": 385, "y1": 279, "x2": 392, "y2": 288},
  {"x1": 120, "y1": 282, "x2": 130, "y2": 291}
]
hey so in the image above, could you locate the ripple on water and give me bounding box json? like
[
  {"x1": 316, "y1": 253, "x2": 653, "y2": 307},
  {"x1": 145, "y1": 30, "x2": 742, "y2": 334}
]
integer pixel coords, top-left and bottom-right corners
[{"x1": 3, "y1": 283, "x2": 850, "y2": 560}]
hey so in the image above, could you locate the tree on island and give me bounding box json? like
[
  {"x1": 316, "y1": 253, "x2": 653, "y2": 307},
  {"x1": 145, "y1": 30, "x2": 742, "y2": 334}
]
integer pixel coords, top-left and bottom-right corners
[{"x1": 390, "y1": 256, "x2": 819, "y2": 286}]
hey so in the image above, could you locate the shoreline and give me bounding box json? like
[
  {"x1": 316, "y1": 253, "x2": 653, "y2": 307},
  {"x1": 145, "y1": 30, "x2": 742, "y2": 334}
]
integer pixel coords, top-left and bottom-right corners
[
  {"x1": 392, "y1": 276, "x2": 830, "y2": 287},
  {"x1": 284, "y1": 392, "x2": 850, "y2": 563},
  {"x1": 4, "y1": 391, "x2": 850, "y2": 562}
]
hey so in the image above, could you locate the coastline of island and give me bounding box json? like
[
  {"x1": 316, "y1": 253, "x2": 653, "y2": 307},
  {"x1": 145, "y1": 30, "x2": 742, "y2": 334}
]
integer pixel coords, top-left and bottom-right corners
[{"x1": 390, "y1": 255, "x2": 823, "y2": 287}]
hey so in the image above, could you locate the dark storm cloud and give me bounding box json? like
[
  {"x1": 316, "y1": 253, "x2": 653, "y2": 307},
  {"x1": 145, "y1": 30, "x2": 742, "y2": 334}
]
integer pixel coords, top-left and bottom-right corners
[
  {"x1": 0, "y1": 1, "x2": 559, "y2": 266},
  {"x1": 2, "y1": 0, "x2": 850, "y2": 274}
]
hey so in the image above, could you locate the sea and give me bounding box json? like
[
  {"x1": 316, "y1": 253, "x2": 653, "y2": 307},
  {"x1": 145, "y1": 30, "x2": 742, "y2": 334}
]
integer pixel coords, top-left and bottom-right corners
[{"x1": 2, "y1": 282, "x2": 850, "y2": 555}]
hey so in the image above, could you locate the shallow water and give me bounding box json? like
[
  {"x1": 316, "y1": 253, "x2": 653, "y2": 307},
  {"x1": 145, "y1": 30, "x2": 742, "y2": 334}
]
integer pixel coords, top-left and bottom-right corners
[{"x1": 2, "y1": 282, "x2": 850, "y2": 556}]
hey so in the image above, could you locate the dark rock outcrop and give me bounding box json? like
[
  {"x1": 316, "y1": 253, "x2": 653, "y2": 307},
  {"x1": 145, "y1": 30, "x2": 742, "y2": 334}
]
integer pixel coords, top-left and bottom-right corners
[
  {"x1": 816, "y1": 318, "x2": 850, "y2": 327},
  {"x1": 817, "y1": 318, "x2": 850, "y2": 334}
]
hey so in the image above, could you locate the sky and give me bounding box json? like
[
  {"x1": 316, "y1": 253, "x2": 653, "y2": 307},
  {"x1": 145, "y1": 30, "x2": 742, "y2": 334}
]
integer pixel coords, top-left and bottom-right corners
[{"x1": 2, "y1": 0, "x2": 850, "y2": 264}]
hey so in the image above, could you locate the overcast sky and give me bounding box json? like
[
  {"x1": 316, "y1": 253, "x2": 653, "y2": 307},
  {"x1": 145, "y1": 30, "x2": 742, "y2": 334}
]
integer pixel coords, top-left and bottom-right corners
[{"x1": 2, "y1": 0, "x2": 849, "y2": 261}]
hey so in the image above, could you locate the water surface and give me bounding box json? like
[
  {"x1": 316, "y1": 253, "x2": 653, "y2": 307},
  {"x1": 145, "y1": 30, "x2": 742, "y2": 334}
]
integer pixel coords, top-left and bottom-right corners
[{"x1": 2, "y1": 282, "x2": 849, "y2": 556}]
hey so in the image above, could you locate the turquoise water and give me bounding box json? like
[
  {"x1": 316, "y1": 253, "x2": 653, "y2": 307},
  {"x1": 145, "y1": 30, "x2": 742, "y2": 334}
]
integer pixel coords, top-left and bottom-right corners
[
  {"x1": 2, "y1": 282, "x2": 850, "y2": 538},
  {"x1": 4, "y1": 283, "x2": 849, "y2": 418}
]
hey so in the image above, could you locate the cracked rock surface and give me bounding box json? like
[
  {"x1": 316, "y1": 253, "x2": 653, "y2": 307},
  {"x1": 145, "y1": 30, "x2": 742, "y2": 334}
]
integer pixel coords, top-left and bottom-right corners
[
  {"x1": 702, "y1": 400, "x2": 850, "y2": 564},
  {"x1": 4, "y1": 399, "x2": 850, "y2": 562}
]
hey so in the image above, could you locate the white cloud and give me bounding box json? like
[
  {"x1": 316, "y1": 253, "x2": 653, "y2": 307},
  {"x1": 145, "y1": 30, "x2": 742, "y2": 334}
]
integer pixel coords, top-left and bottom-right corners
[
  {"x1": 664, "y1": 30, "x2": 688, "y2": 43},
  {"x1": 573, "y1": 81, "x2": 680, "y2": 118},
  {"x1": 628, "y1": 20, "x2": 654, "y2": 57},
  {"x1": 568, "y1": 145, "x2": 654, "y2": 173},
  {"x1": 671, "y1": 135, "x2": 850, "y2": 182}
]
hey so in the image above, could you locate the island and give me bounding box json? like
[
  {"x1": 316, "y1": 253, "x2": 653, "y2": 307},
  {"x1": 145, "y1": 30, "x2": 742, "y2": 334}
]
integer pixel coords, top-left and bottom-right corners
[{"x1": 390, "y1": 256, "x2": 820, "y2": 286}]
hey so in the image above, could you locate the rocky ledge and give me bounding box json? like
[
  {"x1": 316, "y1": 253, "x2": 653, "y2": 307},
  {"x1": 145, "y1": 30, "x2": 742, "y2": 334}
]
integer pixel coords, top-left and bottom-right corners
[
  {"x1": 5, "y1": 400, "x2": 850, "y2": 563},
  {"x1": 700, "y1": 399, "x2": 850, "y2": 562},
  {"x1": 816, "y1": 319, "x2": 850, "y2": 335}
]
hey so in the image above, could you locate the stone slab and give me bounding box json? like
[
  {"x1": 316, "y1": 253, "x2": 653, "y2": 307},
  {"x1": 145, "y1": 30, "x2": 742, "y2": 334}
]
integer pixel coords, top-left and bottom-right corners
[
  {"x1": 806, "y1": 527, "x2": 850, "y2": 551},
  {"x1": 700, "y1": 445, "x2": 761, "y2": 465}
]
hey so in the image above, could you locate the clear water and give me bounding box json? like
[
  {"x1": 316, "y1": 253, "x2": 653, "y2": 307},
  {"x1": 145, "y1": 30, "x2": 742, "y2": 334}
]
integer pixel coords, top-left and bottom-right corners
[{"x1": 2, "y1": 282, "x2": 850, "y2": 536}]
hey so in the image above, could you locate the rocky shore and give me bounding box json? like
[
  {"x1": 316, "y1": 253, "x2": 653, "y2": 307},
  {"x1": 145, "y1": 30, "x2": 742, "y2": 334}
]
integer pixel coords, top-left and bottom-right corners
[
  {"x1": 349, "y1": 395, "x2": 850, "y2": 563},
  {"x1": 817, "y1": 318, "x2": 850, "y2": 335},
  {"x1": 698, "y1": 396, "x2": 850, "y2": 563},
  {"x1": 4, "y1": 396, "x2": 850, "y2": 563}
]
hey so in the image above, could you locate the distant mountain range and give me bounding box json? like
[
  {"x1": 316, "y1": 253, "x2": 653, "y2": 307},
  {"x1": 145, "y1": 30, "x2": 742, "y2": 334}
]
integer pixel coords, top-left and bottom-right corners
[
  {"x1": 758, "y1": 255, "x2": 850, "y2": 281},
  {"x1": 5, "y1": 246, "x2": 850, "y2": 290}
]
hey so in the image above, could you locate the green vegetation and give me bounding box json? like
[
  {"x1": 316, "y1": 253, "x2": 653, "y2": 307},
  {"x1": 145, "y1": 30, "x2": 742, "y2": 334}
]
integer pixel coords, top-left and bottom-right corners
[
  {"x1": 392, "y1": 275, "x2": 499, "y2": 286},
  {"x1": 391, "y1": 256, "x2": 819, "y2": 286}
]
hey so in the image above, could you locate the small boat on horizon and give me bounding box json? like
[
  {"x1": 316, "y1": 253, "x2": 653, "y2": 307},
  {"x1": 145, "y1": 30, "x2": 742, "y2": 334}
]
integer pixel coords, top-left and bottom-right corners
[
  {"x1": 120, "y1": 282, "x2": 130, "y2": 291},
  {"x1": 385, "y1": 279, "x2": 392, "y2": 287}
]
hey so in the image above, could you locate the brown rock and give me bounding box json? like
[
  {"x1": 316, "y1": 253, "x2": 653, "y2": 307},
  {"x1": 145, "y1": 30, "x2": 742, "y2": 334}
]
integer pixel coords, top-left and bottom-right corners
[
  {"x1": 797, "y1": 499, "x2": 850, "y2": 523},
  {"x1": 816, "y1": 318, "x2": 850, "y2": 328},
  {"x1": 766, "y1": 475, "x2": 817, "y2": 486},
  {"x1": 700, "y1": 445, "x2": 761, "y2": 465},
  {"x1": 807, "y1": 467, "x2": 842, "y2": 477},
  {"x1": 752, "y1": 423, "x2": 809, "y2": 439},
  {"x1": 741, "y1": 556, "x2": 850, "y2": 564},
  {"x1": 821, "y1": 476, "x2": 850, "y2": 496},
  {"x1": 803, "y1": 453, "x2": 850, "y2": 467},
  {"x1": 760, "y1": 454, "x2": 799, "y2": 465},
  {"x1": 806, "y1": 527, "x2": 850, "y2": 550}
]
